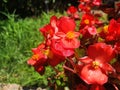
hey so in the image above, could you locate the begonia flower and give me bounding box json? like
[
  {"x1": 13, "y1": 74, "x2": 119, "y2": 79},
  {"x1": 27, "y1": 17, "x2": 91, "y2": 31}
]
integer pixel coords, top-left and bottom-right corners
[
  {"x1": 27, "y1": 44, "x2": 47, "y2": 75},
  {"x1": 106, "y1": 19, "x2": 120, "y2": 41},
  {"x1": 78, "y1": 4, "x2": 91, "y2": 13},
  {"x1": 80, "y1": 25, "x2": 97, "y2": 38},
  {"x1": 67, "y1": 6, "x2": 77, "y2": 15},
  {"x1": 80, "y1": 13, "x2": 95, "y2": 29},
  {"x1": 78, "y1": 43, "x2": 115, "y2": 85},
  {"x1": 50, "y1": 16, "x2": 80, "y2": 57},
  {"x1": 67, "y1": 6, "x2": 79, "y2": 19}
]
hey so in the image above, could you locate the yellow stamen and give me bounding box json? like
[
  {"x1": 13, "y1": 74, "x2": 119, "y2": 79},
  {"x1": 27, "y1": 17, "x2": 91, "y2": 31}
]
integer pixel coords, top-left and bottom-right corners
[
  {"x1": 44, "y1": 49, "x2": 53, "y2": 59},
  {"x1": 84, "y1": 19, "x2": 89, "y2": 24},
  {"x1": 103, "y1": 25, "x2": 108, "y2": 33},
  {"x1": 44, "y1": 49, "x2": 50, "y2": 56},
  {"x1": 32, "y1": 54, "x2": 39, "y2": 60},
  {"x1": 92, "y1": 61, "x2": 100, "y2": 69},
  {"x1": 66, "y1": 31, "x2": 75, "y2": 39}
]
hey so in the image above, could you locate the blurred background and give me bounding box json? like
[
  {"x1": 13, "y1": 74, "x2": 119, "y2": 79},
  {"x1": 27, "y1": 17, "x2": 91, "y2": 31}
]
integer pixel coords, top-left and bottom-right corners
[{"x1": 0, "y1": 0, "x2": 79, "y2": 19}]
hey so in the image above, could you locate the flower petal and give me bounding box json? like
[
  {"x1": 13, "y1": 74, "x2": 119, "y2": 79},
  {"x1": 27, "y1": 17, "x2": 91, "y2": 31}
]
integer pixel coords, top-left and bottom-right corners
[
  {"x1": 61, "y1": 38, "x2": 80, "y2": 49},
  {"x1": 88, "y1": 43, "x2": 115, "y2": 62},
  {"x1": 80, "y1": 64, "x2": 108, "y2": 85}
]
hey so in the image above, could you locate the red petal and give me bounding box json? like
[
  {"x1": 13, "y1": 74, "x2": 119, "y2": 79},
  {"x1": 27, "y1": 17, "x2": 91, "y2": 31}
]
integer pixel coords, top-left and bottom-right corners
[
  {"x1": 51, "y1": 40, "x2": 74, "y2": 57},
  {"x1": 88, "y1": 43, "x2": 115, "y2": 63},
  {"x1": 100, "y1": 63, "x2": 115, "y2": 74},
  {"x1": 27, "y1": 59, "x2": 36, "y2": 65},
  {"x1": 79, "y1": 56, "x2": 93, "y2": 64},
  {"x1": 93, "y1": 0, "x2": 101, "y2": 6},
  {"x1": 55, "y1": 32, "x2": 65, "y2": 37},
  {"x1": 80, "y1": 64, "x2": 108, "y2": 85},
  {"x1": 61, "y1": 38, "x2": 80, "y2": 49},
  {"x1": 87, "y1": 26, "x2": 97, "y2": 35},
  {"x1": 57, "y1": 16, "x2": 76, "y2": 33}
]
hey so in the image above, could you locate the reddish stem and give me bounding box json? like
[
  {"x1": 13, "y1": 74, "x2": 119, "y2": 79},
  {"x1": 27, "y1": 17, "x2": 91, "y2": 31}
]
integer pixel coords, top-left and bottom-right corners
[
  {"x1": 63, "y1": 65, "x2": 76, "y2": 74},
  {"x1": 113, "y1": 84, "x2": 119, "y2": 90}
]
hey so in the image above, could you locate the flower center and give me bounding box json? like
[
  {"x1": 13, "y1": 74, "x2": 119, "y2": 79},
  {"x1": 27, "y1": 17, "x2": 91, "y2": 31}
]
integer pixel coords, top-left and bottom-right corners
[
  {"x1": 92, "y1": 61, "x2": 100, "y2": 69},
  {"x1": 66, "y1": 31, "x2": 75, "y2": 39},
  {"x1": 43, "y1": 49, "x2": 53, "y2": 59},
  {"x1": 44, "y1": 49, "x2": 50, "y2": 56},
  {"x1": 103, "y1": 25, "x2": 108, "y2": 33},
  {"x1": 84, "y1": 19, "x2": 89, "y2": 24},
  {"x1": 32, "y1": 54, "x2": 39, "y2": 60}
]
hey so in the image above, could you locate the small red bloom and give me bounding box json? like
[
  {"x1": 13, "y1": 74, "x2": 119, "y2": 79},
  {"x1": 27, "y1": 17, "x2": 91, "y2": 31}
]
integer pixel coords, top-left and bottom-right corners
[
  {"x1": 40, "y1": 16, "x2": 58, "y2": 40},
  {"x1": 80, "y1": 25, "x2": 97, "y2": 38},
  {"x1": 67, "y1": 6, "x2": 77, "y2": 14},
  {"x1": 78, "y1": 4, "x2": 91, "y2": 12},
  {"x1": 27, "y1": 44, "x2": 47, "y2": 75},
  {"x1": 80, "y1": 13, "x2": 95, "y2": 29},
  {"x1": 67, "y1": 6, "x2": 79, "y2": 19},
  {"x1": 78, "y1": 43, "x2": 115, "y2": 85},
  {"x1": 106, "y1": 19, "x2": 120, "y2": 41},
  {"x1": 40, "y1": 24, "x2": 54, "y2": 38}
]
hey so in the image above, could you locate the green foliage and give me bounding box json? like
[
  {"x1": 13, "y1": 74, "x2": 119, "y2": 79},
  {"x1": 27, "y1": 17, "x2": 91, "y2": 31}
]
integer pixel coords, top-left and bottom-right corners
[{"x1": 0, "y1": 12, "x2": 56, "y2": 87}]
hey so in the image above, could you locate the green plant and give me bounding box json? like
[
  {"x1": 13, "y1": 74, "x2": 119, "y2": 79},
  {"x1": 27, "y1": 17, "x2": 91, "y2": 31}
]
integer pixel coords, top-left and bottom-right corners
[{"x1": 0, "y1": 12, "x2": 57, "y2": 87}]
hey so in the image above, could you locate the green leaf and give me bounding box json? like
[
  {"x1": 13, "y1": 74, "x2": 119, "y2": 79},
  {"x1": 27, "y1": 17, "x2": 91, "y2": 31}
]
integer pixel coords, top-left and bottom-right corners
[{"x1": 56, "y1": 79, "x2": 61, "y2": 86}]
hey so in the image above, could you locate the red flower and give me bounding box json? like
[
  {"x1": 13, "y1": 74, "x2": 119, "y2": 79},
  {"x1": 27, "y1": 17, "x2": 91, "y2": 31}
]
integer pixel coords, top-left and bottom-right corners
[
  {"x1": 106, "y1": 19, "x2": 120, "y2": 41},
  {"x1": 27, "y1": 44, "x2": 47, "y2": 75},
  {"x1": 67, "y1": 6, "x2": 79, "y2": 19},
  {"x1": 78, "y1": 43, "x2": 115, "y2": 85},
  {"x1": 78, "y1": 4, "x2": 91, "y2": 12},
  {"x1": 57, "y1": 16, "x2": 76, "y2": 33},
  {"x1": 50, "y1": 16, "x2": 80, "y2": 57},
  {"x1": 67, "y1": 6, "x2": 77, "y2": 14},
  {"x1": 80, "y1": 13, "x2": 95, "y2": 29},
  {"x1": 40, "y1": 16, "x2": 58, "y2": 39},
  {"x1": 80, "y1": 25, "x2": 97, "y2": 38},
  {"x1": 28, "y1": 43, "x2": 66, "y2": 70},
  {"x1": 40, "y1": 24, "x2": 54, "y2": 38},
  {"x1": 56, "y1": 31, "x2": 80, "y2": 49}
]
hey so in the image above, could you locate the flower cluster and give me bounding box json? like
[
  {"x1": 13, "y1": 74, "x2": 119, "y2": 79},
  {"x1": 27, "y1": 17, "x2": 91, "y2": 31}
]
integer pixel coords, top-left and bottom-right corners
[{"x1": 28, "y1": 0, "x2": 120, "y2": 90}]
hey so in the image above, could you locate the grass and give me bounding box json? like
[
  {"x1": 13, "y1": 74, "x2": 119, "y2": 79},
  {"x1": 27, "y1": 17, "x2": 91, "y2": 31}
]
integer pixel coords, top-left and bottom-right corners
[{"x1": 0, "y1": 12, "x2": 61, "y2": 87}]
